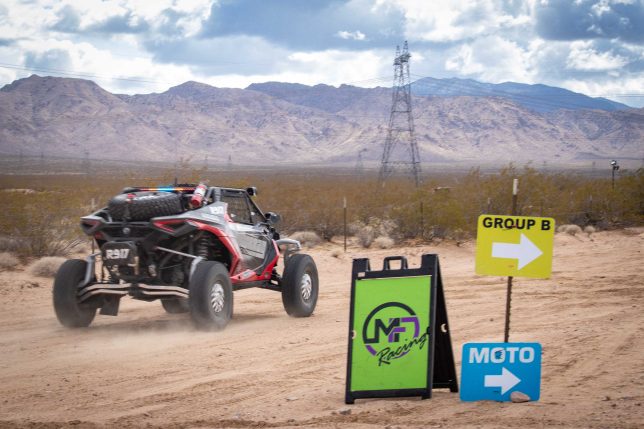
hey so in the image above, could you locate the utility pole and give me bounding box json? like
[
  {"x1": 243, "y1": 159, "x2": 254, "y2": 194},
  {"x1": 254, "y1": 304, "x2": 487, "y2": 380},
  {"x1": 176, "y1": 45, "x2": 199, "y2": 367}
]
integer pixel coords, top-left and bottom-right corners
[
  {"x1": 379, "y1": 41, "x2": 421, "y2": 187},
  {"x1": 610, "y1": 160, "x2": 619, "y2": 190}
]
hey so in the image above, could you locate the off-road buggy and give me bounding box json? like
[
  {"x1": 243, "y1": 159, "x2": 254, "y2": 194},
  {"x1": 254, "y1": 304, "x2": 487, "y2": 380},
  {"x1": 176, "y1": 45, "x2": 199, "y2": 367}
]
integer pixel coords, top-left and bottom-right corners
[{"x1": 53, "y1": 184, "x2": 318, "y2": 331}]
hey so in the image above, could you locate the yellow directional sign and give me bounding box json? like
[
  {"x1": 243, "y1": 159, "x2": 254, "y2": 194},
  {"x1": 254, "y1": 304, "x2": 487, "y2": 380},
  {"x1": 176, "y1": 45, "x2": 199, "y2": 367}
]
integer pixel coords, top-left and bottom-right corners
[{"x1": 475, "y1": 215, "x2": 555, "y2": 279}]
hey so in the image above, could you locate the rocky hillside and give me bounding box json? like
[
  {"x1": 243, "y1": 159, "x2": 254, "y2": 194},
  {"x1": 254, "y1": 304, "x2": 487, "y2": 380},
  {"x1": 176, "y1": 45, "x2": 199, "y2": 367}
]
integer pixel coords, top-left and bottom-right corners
[
  {"x1": 0, "y1": 75, "x2": 642, "y2": 165},
  {"x1": 409, "y1": 77, "x2": 628, "y2": 113}
]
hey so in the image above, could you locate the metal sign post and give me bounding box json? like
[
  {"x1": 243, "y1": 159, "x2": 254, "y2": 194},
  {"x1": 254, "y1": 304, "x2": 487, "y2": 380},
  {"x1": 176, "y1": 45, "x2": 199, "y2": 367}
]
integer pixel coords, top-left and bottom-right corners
[
  {"x1": 468, "y1": 180, "x2": 552, "y2": 403},
  {"x1": 475, "y1": 180, "x2": 555, "y2": 340},
  {"x1": 505, "y1": 179, "x2": 518, "y2": 342}
]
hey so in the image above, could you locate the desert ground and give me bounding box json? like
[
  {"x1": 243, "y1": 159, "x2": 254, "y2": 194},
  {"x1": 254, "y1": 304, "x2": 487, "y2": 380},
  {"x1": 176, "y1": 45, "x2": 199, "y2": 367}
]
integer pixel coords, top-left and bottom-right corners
[{"x1": 0, "y1": 229, "x2": 642, "y2": 428}]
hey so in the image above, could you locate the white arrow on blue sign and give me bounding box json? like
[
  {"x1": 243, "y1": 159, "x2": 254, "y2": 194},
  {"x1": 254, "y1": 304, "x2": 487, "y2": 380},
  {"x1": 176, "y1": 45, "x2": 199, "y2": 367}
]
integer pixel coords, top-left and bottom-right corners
[{"x1": 460, "y1": 342, "x2": 542, "y2": 402}]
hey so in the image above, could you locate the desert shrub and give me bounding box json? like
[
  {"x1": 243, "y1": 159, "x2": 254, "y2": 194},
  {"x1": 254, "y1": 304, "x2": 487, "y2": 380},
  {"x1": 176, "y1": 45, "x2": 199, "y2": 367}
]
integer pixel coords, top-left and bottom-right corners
[
  {"x1": 289, "y1": 231, "x2": 322, "y2": 248},
  {"x1": 353, "y1": 217, "x2": 396, "y2": 248},
  {"x1": 0, "y1": 236, "x2": 20, "y2": 252},
  {"x1": 356, "y1": 225, "x2": 375, "y2": 248},
  {"x1": 0, "y1": 188, "x2": 87, "y2": 258},
  {"x1": 1, "y1": 164, "x2": 641, "y2": 254},
  {"x1": 330, "y1": 248, "x2": 342, "y2": 258},
  {"x1": 448, "y1": 228, "x2": 469, "y2": 242},
  {"x1": 0, "y1": 252, "x2": 20, "y2": 270},
  {"x1": 16, "y1": 222, "x2": 83, "y2": 258},
  {"x1": 347, "y1": 221, "x2": 364, "y2": 236},
  {"x1": 373, "y1": 236, "x2": 394, "y2": 249},
  {"x1": 584, "y1": 225, "x2": 596, "y2": 234},
  {"x1": 557, "y1": 224, "x2": 583, "y2": 235},
  {"x1": 29, "y1": 256, "x2": 67, "y2": 277}
]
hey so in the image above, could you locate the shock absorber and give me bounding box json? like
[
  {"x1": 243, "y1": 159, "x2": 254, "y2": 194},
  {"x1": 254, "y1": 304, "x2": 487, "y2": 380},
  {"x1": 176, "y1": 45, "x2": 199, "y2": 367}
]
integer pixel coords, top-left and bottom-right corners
[{"x1": 196, "y1": 234, "x2": 212, "y2": 260}]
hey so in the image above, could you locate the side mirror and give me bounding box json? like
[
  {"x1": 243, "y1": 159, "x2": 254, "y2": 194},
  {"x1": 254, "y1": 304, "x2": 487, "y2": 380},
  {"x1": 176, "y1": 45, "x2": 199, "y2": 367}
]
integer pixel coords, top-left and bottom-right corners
[
  {"x1": 246, "y1": 187, "x2": 258, "y2": 196},
  {"x1": 264, "y1": 212, "x2": 280, "y2": 225}
]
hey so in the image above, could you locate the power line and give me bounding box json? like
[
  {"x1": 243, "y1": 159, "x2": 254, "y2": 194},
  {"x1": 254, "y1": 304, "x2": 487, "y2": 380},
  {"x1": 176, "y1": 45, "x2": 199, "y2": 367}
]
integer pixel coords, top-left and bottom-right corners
[{"x1": 0, "y1": 62, "x2": 169, "y2": 86}]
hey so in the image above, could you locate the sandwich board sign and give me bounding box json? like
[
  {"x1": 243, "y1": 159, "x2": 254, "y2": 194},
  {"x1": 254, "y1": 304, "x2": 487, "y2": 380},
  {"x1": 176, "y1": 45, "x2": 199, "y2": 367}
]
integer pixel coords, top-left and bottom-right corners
[
  {"x1": 460, "y1": 342, "x2": 542, "y2": 402},
  {"x1": 475, "y1": 215, "x2": 555, "y2": 278},
  {"x1": 345, "y1": 254, "x2": 458, "y2": 404}
]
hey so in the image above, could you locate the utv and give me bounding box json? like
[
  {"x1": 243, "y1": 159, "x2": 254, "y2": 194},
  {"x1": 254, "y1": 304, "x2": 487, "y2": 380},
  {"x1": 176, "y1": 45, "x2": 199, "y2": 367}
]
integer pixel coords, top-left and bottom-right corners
[{"x1": 53, "y1": 184, "x2": 318, "y2": 331}]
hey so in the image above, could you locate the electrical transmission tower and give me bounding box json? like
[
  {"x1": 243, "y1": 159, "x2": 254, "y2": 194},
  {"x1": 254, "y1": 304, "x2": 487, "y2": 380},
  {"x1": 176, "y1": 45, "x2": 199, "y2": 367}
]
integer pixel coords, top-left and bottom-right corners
[
  {"x1": 378, "y1": 41, "x2": 421, "y2": 187},
  {"x1": 355, "y1": 149, "x2": 367, "y2": 174},
  {"x1": 83, "y1": 149, "x2": 91, "y2": 175}
]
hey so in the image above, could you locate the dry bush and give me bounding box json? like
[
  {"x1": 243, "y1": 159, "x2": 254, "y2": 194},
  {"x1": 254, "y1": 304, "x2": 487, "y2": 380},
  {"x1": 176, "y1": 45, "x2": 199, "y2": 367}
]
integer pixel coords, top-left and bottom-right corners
[
  {"x1": 557, "y1": 224, "x2": 583, "y2": 235},
  {"x1": 356, "y1": 225, "x2": 376, "y2": 248},
  {"x1": 29, "y1": 256, "x2": 67, "y2": 277},
  {"x1": 0, "y1": 188, "x2": 86, "y2": 259},
  {"x1": 568, "y1": 225, "x2": 583, "y2": 235},
  {"x1": 373, "y1": 236, "x2": 395, "y2": 249},
  {"x1": 354, "y1": 218, "x2": 397, "y2": 248},
  {"x1": 584, "y1": 225, "x2": 596, "y2": 234},
  {"x1": 0, "y1": 236, "x2": 20, "y2": 252},
  {"x1": 0, "y1": 252, "x2": 20, "y2": 270},
  {"x1": 448, "y1": 228, "x2": 469, "y2": 242},
  {"x1": 18, "y1": 224, "x2": 83, "y2": 258},
  {"x1": 1, "y1": 164, "x2": 642, "y2": 257},
  {"x1": 347, "y1": 221, "x2": 364, "y2": 236},
  {"x1": 289, "y1": 231, "x2": 322, "y2": 248}
]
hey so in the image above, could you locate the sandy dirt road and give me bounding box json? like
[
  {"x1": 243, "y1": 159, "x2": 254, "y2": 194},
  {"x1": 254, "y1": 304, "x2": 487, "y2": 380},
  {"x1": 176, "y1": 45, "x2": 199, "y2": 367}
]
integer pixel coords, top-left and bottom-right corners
[{"x1": 0, "y1": 229, "x2": 642, "y2": 428}]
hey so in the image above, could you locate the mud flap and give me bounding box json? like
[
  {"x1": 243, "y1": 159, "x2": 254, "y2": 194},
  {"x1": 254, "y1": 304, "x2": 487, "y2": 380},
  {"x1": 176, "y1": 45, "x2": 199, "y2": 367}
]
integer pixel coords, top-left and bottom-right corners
[{"x1": 99, "y1": 295, "x2": 120, "y2": 316}]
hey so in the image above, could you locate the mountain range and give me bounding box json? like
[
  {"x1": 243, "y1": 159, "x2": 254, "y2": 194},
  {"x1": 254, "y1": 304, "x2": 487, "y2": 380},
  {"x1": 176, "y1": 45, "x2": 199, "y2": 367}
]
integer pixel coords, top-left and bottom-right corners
[{"x1": 0, "y1": 75, "x2": 641, "y2": 166}]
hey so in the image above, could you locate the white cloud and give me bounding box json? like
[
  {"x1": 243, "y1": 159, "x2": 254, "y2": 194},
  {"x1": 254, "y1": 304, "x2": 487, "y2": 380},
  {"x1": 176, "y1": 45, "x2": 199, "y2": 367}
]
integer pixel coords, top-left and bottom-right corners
[
  {"x1": 184, "y1": 49, "x2": 390, "y2": 90},
  {"x1": 566, "y1": 41, "x2": 629, "y2": 71},
  {"x1": 336, "y1": 30, "x2": 367, "y2": 41},
  {"x1": 13, "y1": 38, "x2": 193, "y2": 93},
  {"x1": 562, "y1": 75, "x2": 644, "y2": 107},
  {"x1": 591, "y1": 0, "x2": 611, "y2": 16},
  {"x1": 445, "y1": 36, "x2": 533, "y2": 83},
  {"x1": 286, "y1": 49, "x2": 388, "y2": 86},
  {"x1": 445, "y1": 45, "x2": 484, "y2": 75},
  {"x1": 392, "y1": 0, "x2": 532, "y2": 43}
]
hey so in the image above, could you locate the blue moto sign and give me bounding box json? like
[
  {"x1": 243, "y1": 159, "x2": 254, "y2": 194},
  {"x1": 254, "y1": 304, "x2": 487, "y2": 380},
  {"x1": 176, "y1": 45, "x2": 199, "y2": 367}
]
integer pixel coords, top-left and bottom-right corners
[{"x1": 460, "y1": 342, "x2": 542, "y2": 402}]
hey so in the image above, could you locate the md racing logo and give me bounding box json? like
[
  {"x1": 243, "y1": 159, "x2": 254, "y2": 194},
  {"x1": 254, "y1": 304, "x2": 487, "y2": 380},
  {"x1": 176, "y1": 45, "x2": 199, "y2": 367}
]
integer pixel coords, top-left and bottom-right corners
[{"x1": 362, "y1": 302, "x2": 430, "y2": 366}]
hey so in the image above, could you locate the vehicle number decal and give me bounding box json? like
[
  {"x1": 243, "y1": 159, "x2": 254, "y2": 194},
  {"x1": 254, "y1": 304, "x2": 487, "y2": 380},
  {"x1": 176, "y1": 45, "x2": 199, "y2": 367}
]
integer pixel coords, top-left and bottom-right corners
[
  {"x1": 209, "y1": 206, "x2": 225, "y2": 215},
  {"x1": 105, "y1": 249, "x2": 130, "y2": 259}
]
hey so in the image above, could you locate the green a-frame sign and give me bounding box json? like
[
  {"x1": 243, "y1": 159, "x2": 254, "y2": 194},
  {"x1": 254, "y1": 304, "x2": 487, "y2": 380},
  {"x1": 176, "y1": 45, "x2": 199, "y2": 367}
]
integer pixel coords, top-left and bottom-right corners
[{"x1": 345, "y1": 254, "x2": 458, "y2": 403}]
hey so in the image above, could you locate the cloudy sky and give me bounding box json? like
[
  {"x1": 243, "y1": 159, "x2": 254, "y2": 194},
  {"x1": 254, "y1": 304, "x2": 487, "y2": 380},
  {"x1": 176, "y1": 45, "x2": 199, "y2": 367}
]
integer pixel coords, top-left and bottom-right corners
[{"x1": 0, "y1": 0, "x2": 642, "y2": 106}]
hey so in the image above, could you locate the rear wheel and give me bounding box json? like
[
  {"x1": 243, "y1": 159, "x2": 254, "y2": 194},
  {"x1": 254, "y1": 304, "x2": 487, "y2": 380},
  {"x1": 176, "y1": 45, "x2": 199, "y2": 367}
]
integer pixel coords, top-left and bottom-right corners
[
  {"x1": 281, "y1": 254, "x2": 318, "y2": 317},
  {"x1": 189, "y1": 261, "x2": 233, "y2": 331},
  {"x1": 53, "y1": 259, "x2": 97, "y2": 328},
  {"x1": 161, "y1": 298, "x2": 190, "y2": 314}
]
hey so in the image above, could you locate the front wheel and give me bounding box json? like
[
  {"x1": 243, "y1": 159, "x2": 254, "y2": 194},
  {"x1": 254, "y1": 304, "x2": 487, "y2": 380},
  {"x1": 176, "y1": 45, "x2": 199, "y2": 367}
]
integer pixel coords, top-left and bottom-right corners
[
  {"x1": 281, "y1": 254, "x2": 318, "y2": 317},
  {"x1": 189, "y1": 261, "x2": 233, "y2": 331},
  {"x1": 53, "y1": 259, "x2": 97, "y2": 328}
]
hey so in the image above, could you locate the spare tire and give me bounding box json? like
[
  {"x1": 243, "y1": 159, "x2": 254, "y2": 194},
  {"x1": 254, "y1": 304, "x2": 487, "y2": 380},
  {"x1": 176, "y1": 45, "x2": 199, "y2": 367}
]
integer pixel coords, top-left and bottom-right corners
[{"x1": 108, "y1": 191, "x2": 183, "y2": 221}]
